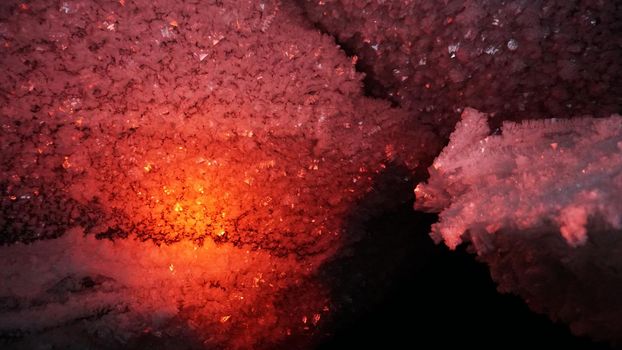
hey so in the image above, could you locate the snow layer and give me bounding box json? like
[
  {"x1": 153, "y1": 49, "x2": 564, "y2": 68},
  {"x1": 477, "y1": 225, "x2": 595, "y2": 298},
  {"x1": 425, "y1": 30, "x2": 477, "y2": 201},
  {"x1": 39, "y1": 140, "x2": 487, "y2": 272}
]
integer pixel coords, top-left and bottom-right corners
[
  {"x1": 416, "y1": 108, "x2": 622, "y2": 342},
  {"x1": 0, "y1": 228, "x2": 314, "y2": 349}
]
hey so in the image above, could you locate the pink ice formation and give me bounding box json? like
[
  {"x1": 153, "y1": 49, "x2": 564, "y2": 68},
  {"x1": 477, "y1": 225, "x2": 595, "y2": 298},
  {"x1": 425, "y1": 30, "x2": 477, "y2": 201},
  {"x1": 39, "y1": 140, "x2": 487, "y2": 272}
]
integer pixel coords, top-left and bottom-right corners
[{"x1": 416, "y1": 108, "x2": 622, "y2": 342}]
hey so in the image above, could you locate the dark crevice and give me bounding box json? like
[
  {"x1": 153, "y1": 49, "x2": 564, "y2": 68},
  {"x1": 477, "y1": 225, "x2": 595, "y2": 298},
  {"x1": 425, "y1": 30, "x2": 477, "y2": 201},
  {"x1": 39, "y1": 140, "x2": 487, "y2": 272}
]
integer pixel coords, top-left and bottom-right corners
[
  {"x1": 295, "y1": 1, "x2": 393, "y2": 103},
  {"x1": 315, "y1": 202, "x2": 613, "y2": 349}
]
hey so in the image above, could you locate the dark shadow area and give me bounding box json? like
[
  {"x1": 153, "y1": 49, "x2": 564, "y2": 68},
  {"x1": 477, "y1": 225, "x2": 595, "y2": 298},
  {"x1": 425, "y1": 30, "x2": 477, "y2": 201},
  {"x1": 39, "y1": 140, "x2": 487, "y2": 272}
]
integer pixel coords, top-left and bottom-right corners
[
  {"x1": 125, "y1": 329, "x2": 205, "y2": 350},
  {"x1": 311, "y1": 163, "x2": 613, "y2": 349},
  {"x1": 295, "y1": 2, "x2": 392, "y2": 103}
]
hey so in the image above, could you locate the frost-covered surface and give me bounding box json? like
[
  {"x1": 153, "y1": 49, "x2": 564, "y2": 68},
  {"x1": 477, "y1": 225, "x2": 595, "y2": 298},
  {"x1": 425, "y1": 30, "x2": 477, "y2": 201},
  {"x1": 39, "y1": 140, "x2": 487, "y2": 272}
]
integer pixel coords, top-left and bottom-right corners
[
  {"x1": 0, "y1": 0, "x2": 437, "y2": 348},
  {"x1": 0, "y1": 0, "x2": 435, "y2": 249},
  {"x1": 0, "y1": 228, "x2": 322, "y2": 349},
  {"x1": 416, "y1": 108, "x2": 622, "y2": 249},
  {"x1": 302, "y1": 0, "x2": 622, "y2": 136},
  {"x1": 416, "y1": 108, "x2": 622, "y2": 342}
]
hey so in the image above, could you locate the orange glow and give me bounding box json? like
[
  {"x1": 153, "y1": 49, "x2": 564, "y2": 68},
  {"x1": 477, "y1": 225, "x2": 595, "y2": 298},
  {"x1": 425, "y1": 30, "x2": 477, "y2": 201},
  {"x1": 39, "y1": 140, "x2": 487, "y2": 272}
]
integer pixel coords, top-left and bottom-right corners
[
  {"x1": 173, "y1": 202, "x2": 183, "y2": 212},
  {"x1": 89, "y1": 135, "x2": 248, "y2": 244},
  {"x1": 43, "y1": 122, "x2": 341, "y2": 346}
]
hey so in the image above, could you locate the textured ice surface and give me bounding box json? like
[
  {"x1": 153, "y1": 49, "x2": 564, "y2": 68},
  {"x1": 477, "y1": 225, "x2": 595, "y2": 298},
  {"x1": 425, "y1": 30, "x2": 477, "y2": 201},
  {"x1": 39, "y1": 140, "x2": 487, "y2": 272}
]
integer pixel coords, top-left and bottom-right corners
[
  {"x1": 302, "y1": 0, "x2": 621, "y2": 136},
  {"x1": 416, "y1": 108, "x2": 622, "y2": 249},
  {"x1": 416, "y1": 108, "x2": 622, "y2": 342},
  {"x1": 0, "y1": 0, "x2": 435, "y2": 250}
]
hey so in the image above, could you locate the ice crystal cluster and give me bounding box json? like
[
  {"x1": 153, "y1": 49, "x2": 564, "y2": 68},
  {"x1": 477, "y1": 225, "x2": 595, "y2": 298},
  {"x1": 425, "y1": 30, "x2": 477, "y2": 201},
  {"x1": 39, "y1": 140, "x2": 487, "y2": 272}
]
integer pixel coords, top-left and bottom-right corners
[{"x1": 416, "y1": 108, "x2": 622, "y2": 341}]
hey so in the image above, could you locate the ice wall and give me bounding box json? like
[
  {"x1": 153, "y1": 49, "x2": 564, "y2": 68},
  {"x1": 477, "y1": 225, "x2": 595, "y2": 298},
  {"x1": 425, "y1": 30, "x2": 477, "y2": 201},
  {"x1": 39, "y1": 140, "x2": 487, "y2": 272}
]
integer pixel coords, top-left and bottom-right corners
[
  {"x1": 0, "y1": 0, "x2": 437, "y2": 348},
  {"x1": 0, "y1": 0, "x2": 435, "y2": 252}
]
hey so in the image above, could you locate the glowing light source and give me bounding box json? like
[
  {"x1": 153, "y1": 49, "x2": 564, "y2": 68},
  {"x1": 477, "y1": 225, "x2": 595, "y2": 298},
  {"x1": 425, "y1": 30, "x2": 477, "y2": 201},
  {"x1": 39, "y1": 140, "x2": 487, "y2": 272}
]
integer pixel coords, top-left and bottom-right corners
[
  {"x1": 174, "y1": 202, "x2": 183, "y2": 212},
  {"x1": 62, "y1": 156, "x2": 71, "y2": 169}
]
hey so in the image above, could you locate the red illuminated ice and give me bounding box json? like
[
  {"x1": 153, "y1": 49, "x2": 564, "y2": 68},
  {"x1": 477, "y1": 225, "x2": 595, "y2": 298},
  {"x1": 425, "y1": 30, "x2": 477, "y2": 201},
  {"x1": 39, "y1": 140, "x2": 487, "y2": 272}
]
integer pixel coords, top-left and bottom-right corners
[
  {"x1": 416, "y1": 107, "x2": 622, "y2": 342},
  {"x1": 416, "y1": 107, "x2": 622, "y2": 250}
]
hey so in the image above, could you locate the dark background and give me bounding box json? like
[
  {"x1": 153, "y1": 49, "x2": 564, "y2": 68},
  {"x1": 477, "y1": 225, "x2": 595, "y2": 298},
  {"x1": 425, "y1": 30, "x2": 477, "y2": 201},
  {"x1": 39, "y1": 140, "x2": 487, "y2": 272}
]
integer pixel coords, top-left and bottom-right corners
[
  {"x1": 318, "y1": 204, "x2": 613, "y2": 349},
  {"x1": 309, "y1": 165, "x2": 614, "y2": 349}
]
